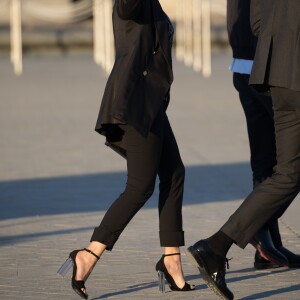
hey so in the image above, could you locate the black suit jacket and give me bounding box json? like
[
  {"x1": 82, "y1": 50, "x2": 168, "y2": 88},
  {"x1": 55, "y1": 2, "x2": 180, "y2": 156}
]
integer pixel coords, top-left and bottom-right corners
[
  {"x1": 249, "y1": 0, "x2": 300, "y2": 92},
  {"x1": 95, "y1": 0, "x2": 173, "y2": 137},
  {"x1": 227, "y1": 0, "x2": 257, "y2": 60}
]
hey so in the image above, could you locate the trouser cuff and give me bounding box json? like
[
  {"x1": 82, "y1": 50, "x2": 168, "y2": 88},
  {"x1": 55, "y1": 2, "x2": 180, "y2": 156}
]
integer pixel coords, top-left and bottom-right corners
[
  {"x1": 159, "y1": 231, "x2": 185, "y2": 247},
  {"x1": 90, "y1": 227, "x2": 119, "y2": 251},
  {"x1": 221, "y1": 225, "x2": 254, "y2": 249}
]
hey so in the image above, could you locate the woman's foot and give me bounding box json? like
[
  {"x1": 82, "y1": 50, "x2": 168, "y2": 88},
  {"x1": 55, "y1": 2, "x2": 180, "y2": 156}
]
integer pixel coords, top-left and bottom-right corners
[
  {"x1": 163, "y1": 254, "x2": 192, "y2": 289},
  {"x1": 58, "y1": 243, "x2": 106, "y2": 299},
  {"x1": 156, "y1": 250, "x2": 195, "y2": 292},
  {"x1": 74, "y1": 249, "x2": 99, "y2": 282}
]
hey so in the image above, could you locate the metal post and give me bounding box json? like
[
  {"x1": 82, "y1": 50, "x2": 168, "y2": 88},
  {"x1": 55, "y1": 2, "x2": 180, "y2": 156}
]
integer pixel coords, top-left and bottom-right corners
[
  {"x1": 202, "y1": 0, "x2": 211, "y2": 77},
  {"x1": 93, "y1": 0, "x2": 105, "y2": 67},
  {"x1": 192, "y1": 0, "x2": 202, "y2": 72},
  {"x1": 175, "y1": 0, "x2": 184, "y2": 61},
  {"x1": 183, "y1": 0, "x2": 193, "y2": 67},
  {"x1": 103, "y1": 0, "x2": 114, "y2": 74},
  {"x1": 93, "y1": 0, "x2": 99, "y2": 65},
  {"x1": 10, "y1": 0, "x2": 22, "y2": 75}
]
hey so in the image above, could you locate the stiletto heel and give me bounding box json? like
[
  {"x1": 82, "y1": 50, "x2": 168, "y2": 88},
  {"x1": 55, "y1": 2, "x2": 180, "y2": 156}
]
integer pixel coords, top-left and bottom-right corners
[
  {"x1": 57, "y1": 257, "x2": 73, "y2": 277},
  {"x1": 157, "y1": 270, "x2": 165, "y2": 293},
  {"x1": 57, "y1": 248, "x2": 100, "y2": 299},
  {"x1": 155, "y1": 253, "x2": 195, "y2": 292}
]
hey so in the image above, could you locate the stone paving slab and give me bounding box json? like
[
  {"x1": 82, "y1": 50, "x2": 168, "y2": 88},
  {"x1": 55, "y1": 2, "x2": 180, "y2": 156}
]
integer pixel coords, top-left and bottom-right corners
[{"x1": 0, "y1": 53, "x2": 299, "y2": 299}]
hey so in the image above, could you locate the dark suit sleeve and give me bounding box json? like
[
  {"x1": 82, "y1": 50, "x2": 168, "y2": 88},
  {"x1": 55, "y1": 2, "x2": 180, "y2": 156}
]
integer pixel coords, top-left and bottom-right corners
[
  {"x1": 116, "y1": 0, "x2": 142, "y2": 20},
  {"x1": 250, "y1": 0, "x2": 261, "y2": 36}
]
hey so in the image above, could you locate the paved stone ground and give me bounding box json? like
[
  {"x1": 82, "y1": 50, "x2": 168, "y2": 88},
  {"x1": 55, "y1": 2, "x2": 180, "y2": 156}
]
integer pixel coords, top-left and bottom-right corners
[{"x1": 0, "y1": 52, "x2": 299, "y2": 300}]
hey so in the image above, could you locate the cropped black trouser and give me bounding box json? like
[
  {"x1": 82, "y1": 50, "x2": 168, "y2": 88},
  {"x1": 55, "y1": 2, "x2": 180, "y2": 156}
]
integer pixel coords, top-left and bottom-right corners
[
  {"x1": 91, "y1": 107, "x2": 185, "y2": 250},
  {"x1": 222, "y1": 87, "x2": 300, "y2": 248}
]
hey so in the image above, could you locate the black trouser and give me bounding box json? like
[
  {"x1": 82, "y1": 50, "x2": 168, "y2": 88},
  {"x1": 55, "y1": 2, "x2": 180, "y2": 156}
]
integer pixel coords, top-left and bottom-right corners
[
  {"x1": 91, "y1": 108, "x2": 185, "y2": 250},
  {"x1": 233, "y1": 74, "x2": 292, "y2": 244},
  {"x1": 222, "y1": 86, "x2": 300, "y2": 248},
  {"x1": 233, "y1": 73, "x2": 283, "y2": 244},
  {"x1": 233, "y1": 73, "x2": 276, "y2": 184}
]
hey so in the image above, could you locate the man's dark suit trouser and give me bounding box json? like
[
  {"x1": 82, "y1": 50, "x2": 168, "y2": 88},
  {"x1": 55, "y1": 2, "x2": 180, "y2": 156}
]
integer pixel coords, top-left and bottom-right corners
[
  {"x1": 233, "y1": 73, "x2": 276, "y2": 183},
  {"x1": 233, "y1": 73, "x2": 288, "y2": 239},
  {"x1": 90, "y1": 107, "x2": 185, "y2": 250},
  {"x1": 221, "y1": 87, "x2": 300, "y2": 248}
]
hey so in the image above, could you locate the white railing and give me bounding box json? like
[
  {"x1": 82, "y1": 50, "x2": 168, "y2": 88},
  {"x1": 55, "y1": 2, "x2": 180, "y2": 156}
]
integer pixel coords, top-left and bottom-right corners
[
  {"x1": 22, "y1": 0, "x2": 93, "y2": 23},
  {"x1": 10, "y1": 0, "x2": 22, "y2": 75},
  {"x1": 5, "y1": 0, "x2": 225, "y2": 77},
  {"x1": 174, "y1": 0, "x2": 212, "y2": 77},
  {"x1": 6, "y1": 0, "x2": 114, "y2": 75},
  {"x1": 93, "y1": 0, "x2": 114, "y2": 74}
]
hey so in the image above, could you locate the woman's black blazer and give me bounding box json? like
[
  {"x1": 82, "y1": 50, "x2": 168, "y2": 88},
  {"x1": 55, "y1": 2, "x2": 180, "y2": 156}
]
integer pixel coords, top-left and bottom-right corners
[
  {"x1": 95, "y1": 0, "x2": 173, "y2": 137},
  {"x1": 249, "y1": 0, "x2": 300, "y2": 92}
]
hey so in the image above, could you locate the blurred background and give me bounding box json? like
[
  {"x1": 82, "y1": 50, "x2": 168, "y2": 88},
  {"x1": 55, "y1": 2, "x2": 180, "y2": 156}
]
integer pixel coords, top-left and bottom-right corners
[
  {"x1": 0, "y1": 0, "x2": 228, "y2": 75},
  {"x1": 1, "y1": 2, "x2": 300, "y2": 299}
]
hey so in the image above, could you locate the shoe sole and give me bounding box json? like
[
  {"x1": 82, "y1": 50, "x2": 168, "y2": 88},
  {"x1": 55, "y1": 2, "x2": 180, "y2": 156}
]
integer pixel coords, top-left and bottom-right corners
[
  {"x1": 186, "y1": 246, "x2": 233, "y2": 300},
  {"x1": 257, "y1": 262, "x2": 300, "y2": 269},
  {"x1": 254, "y1": 262, "x2": 281, "y2": 270}
]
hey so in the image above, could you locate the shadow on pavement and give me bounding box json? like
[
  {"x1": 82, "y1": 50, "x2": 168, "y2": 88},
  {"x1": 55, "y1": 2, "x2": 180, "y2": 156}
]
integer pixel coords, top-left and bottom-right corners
[
  {"x1": 92, "y1": 274, "x2": 206, "y2": 299},
  {"x1": 88, "y1": 269, "x2": 300, "y2": 300},
  {"x1": 0, "y1": 226, "x2": 93, "y2": 246},
  {"x1": 0, "y1": 162, "x2": 251, "y2": 220},
  {"x1": 92, "y1": 281, "x2": 157, "y2": 300},
  {"x1": 227, "y1": 267, "x2": 290, "y2": 284},
  {"x1": 240, "y1": 284, "x2": 300, "y2": 299}
]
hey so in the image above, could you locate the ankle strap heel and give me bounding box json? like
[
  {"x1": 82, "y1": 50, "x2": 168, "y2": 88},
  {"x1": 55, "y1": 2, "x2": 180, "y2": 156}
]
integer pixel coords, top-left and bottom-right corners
[
  {"x1": 162, "y1": 253, "x2": 181, "y2": 257},
  {"x1": 83, "y1": 248, "x2": 100, "y2": 260},
  {"x1": 155, "y1": 252, "x2": 195, "y2": 292},
  {"x1": 57, "y1": 248, "x2": 100, "y2": 299}
]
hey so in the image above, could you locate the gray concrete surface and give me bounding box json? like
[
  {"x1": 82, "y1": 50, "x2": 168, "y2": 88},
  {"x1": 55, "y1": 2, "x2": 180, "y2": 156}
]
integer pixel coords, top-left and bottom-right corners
[{"x1": 0, "y1": 52, "x2": 299, "y2": 300}]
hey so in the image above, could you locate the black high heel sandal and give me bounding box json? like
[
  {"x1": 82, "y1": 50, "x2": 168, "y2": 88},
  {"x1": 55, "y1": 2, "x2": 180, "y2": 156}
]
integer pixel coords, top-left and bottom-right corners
[
  {"x1": 155, "y1": 253, "x2": 195, "y2": 292},
  {"x1": 57, "y1": 248, "x2": 100, "y2": 299}
]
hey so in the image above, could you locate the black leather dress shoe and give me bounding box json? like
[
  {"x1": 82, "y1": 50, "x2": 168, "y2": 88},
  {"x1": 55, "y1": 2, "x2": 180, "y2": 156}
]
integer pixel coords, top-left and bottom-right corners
[
  {"x1": 254, "y1": 250, "x2": 281, "y2": 270},
  {"x1": 250, "y1": 228, "x2": 289, "y2": 267},
  {"x1": 187, "y1": 240, "x2": 234, "y2": 300},
  {"x1": 278, "y1": 246, "x2": 300, "y2": 268}
]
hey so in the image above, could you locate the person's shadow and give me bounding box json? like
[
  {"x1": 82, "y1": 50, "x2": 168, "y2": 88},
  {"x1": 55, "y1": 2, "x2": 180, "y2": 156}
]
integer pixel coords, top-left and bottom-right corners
[
  {"x1": 228, "y1": 267, "x2": 300, "y2": 298},
  {"x1": 91, "y1": 268, "x2": 298, "y2": 299},
  {"x1": 0, "y1": 162, "x2": 251, "y2": 221},
  {"x1": 91, "y1": 274, "x2": 203, "y2": 299},
  {"x1": 240, "y1": 284, "x2": 300, "y2": 299}
]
